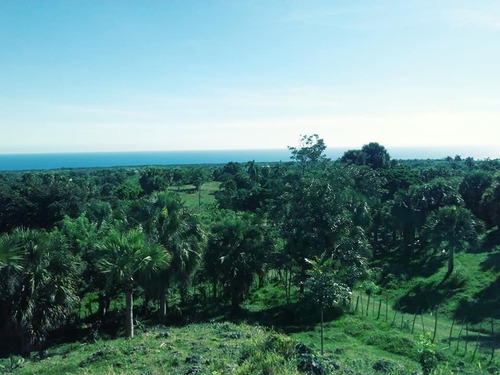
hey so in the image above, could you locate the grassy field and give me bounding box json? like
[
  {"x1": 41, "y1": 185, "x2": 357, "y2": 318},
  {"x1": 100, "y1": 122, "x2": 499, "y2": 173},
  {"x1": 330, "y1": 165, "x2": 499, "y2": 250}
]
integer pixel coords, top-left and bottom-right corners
[{"x1": 167, "y1": 181, "x2": 220, "y2": 211}]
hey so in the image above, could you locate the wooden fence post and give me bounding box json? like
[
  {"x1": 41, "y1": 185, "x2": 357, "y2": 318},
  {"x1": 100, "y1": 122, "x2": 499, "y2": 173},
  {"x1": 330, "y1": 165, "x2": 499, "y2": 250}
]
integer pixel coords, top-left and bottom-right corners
[
  {"x1": 491, "y1": 318, "x2": 495, "y2": 363},
  {"x1": 472, "y1": 322, "x2": 483, "y2": 362},
  {"x1": 432, "y1": 306, "x2": 438, "y2": 344},
  {"x1": 455, "y1": 325, "x2": 464, "y2": 355},
  {"x1": 464, "y1": 322, "x2": 469, "y2": 354},
  {"x1": 449, "y1": 319, "x2": 455, "y2": 349},
  {"x1": 412, "y1": 311, "x2": 418, "y2": 334},
  {"x1": 366, "y1": 294, "x2": 370, "y2": 316}
]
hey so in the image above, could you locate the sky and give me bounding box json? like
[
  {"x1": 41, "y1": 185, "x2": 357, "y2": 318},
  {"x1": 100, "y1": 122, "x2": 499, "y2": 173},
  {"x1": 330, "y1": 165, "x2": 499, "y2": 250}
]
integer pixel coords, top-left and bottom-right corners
[{"x1": 1, "y1": 0, "x2": 499, "y2": 154}]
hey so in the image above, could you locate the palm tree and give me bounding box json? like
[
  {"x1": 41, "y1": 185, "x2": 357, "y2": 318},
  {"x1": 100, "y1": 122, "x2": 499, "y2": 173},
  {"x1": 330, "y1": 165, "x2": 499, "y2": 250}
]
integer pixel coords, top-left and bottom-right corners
[
  {"x1": 206, "y1": 212, "x2": 269, "y2": 311},
  {"x1": 0, "y1": 233, "x2": 22, "y2": 271},
  {"x1": 151, "y1": 192, "x2": 205, "y2": 317},
  {"x1": 424, "y1": 206, "x2": 481, "y2": 280},
  {"x1": 0, "y1": 228, "x2": 80, "y2": 354},
  {"x1": 99, "y1": 228, "x2": 170, "y2": 338}
]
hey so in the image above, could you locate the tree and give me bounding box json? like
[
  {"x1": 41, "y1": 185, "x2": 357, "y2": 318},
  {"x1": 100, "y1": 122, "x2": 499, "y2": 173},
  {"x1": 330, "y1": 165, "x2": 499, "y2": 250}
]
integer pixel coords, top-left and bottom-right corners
[
  {"x1": 361, "y1": 142, "x2": 391, "y2": 169},
  {"x1": 150, "y1": 192, "x2": 205, "y2": 315},
  {"x1": 459, "y1": 170, "x2": 492, "y2": 218},
  {"x1": 0, "y1": 234, "x2": 22, "y2": 271},
  {"x1": 0, "y1": 228, "x2": 80, "y2": 355},
  {"x1": 99, "y1": 228, "x2": 170, "y2": 337},
  {"x1": 303, "y1": 253, "x2": 350, "y2": 355},
  {"x1": 282, "y1": 165, "x2": 374, "y2": 288},
  {"x1": 340, "y1": 149, "x2": 366, "y2": 166},
  {"x1": 139, "y1": 167, "x2": 169, "y2": 195},
  {"x1": 424, "y1": 206, "x2": 481, "y2": 280},
  {"x1": 188, "y1": 167, "x2": 209, "y2": 211},
  {"x1": 288, "y1": 134, "x2": 327, "y2": 175},
  {"x1": 205, "y1": 212, "x2": 271, "y2": 311}
]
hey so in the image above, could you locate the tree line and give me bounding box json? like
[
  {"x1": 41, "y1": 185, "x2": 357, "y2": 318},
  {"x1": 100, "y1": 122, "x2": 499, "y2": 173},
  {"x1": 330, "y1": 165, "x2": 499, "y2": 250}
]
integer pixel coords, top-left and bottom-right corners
[{"x1": 1, "y1": 135, "x2": 499, "y2": 356}]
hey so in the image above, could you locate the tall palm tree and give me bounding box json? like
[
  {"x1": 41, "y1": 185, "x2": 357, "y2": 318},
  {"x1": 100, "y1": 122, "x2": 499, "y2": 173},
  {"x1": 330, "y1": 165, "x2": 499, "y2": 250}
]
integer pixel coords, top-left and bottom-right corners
[
  {"x1": 206, "y1": 212, "x2": 269, "y2": 311},
  {"x1": 151, "y1": 192, "x2": 206, "y2": 317},
  {"x1": 99, "y1": 228, "x2": 170, "y2": 338},
  {"x1": 0, "y1": 228, "x2": 80, "y2": 354}
]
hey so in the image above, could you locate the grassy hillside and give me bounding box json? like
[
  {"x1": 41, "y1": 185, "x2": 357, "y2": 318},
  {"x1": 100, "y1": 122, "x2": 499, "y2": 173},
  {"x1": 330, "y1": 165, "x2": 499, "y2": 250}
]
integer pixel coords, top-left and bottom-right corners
[{"x1": 2, "y1": 323, "x2": 301, "y2": 375}]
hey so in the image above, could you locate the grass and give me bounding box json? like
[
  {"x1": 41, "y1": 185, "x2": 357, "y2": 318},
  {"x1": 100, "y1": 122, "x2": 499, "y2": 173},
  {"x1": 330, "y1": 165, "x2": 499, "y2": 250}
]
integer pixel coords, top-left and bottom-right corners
[
  {"x1": 2, "y1": 323, "x2": 300, "y2": 375},
  {"x1": 167, "y1": 181, "x2": 220, "y2": 211}
]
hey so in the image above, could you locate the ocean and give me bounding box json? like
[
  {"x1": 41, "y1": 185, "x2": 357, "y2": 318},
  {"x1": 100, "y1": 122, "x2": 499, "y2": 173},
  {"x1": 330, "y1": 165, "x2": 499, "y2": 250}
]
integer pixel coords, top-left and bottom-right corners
[{"x1": 0, "y1": 146, "x2": 498, "y2": 172}]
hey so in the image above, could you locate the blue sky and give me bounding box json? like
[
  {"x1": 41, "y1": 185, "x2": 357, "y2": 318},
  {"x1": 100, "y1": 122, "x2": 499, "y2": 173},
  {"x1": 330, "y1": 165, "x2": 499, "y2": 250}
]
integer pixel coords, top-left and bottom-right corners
[{"x1": 1, "y1": 1, "x2": 499, "y2": 153}]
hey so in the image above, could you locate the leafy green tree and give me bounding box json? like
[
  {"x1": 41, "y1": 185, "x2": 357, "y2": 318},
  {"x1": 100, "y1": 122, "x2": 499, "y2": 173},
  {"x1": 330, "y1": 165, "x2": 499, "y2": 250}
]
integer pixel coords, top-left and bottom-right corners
[
  {"x1": 459, "y1": 171, "x2": 492, "y2": 218},
  {"x1": 361, "y1": 142, "x2": 391, "y2": 169},
  {"x1": 99, "y1": 228, "x2": 170, "y2": 337},
  {"x1": 479, "y1": 174, "x2": 500, "y2": 230},
  {"x1": 172, "y1": 168, "x2": 187, "y2": 191},
  {"x1": 303, "y1": 253, "x2": 350, "y2": 355},
  {"x1": 282, "y1": 165, "x2": 374, "y2": 288},
  {"x1": 139, "y1": 167, "x2": 170, "y2": 195},
  {"x1": 424, "y1": 206, "x2": 481, "y2": 279},
  {"x1": 341, "y1": 142, "x2": 391, "y2": 169},
  {"x1": 288, "y1": 134, "x2": 327, "y2": 175},
  {"x1": 340, "y1": 149, "x2": 366, "y2": 166}
]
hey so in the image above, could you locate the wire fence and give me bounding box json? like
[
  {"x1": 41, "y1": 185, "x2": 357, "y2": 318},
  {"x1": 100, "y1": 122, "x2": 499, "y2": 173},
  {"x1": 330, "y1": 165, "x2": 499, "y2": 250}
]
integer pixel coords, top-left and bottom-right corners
[{"x1": 349, "y1": 292, "x2": 498, "y2": 364}]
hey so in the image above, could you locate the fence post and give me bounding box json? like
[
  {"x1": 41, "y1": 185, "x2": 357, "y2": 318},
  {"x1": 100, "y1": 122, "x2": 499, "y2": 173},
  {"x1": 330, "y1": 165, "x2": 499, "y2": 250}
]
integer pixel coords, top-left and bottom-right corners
[
  {"x1": 385, "y1": 294, "x2": 389, "y2": 322},
  {"x1": 464, "y1": 322, "x2": 469, "y2": 354},
  {"x1": 491, "y1": 317, "x2": 495, "y2": 363},
  {"x1": 412, "y1": 311, "x2": 418, "y2": 334},
  {"x1": 366, "y1": 294, "x2": 370, "y2": 317},
  {"x1": 472, "y1": 321, "x2": 483, "y2": 362},
  {"x1": 449, "y1": 319, "x2": 455, "y2": 349},
  {"x1": 432, "y1": 306, "x2": 438, "y2": 344},
  {"x1": 455, "y1": 325, "x2": 464, "y2": 355}
]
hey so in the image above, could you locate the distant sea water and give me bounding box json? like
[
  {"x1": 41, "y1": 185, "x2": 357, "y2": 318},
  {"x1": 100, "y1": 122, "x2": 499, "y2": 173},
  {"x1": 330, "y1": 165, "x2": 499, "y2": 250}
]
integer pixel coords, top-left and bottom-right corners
[{"x1": 0, "y1": 146, "x2": 499, "y2": 172}]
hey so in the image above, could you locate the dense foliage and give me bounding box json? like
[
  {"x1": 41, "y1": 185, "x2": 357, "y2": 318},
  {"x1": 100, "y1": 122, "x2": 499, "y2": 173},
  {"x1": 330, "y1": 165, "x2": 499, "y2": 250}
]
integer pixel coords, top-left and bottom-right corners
[{"x1": 0, "y1": 137, "x2": 499, "y2": 369}]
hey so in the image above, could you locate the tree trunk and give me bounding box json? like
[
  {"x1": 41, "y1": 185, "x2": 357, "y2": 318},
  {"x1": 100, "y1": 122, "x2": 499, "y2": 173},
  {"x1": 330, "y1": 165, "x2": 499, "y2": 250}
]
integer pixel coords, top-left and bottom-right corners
[
  {"x1": 159, "y1": 289, "x2": 167, "y2": 320},
  {"x1": 98, "y1": 293, "x2": 108, "y2": 320},
  {"x1": 125, "y1": 287, "x2": 134, "y2": 338},
  {"x1": 198, "y1": 188, "x2": 201, "y2": 211},
  {"x1": 444, "y1": 247, "x2": 455, "y2": 280},
  {"x1": 212, "y1": 280, "x2": 217, "y2": 299},
  {"x1": 231, "y1": 289, "x2": 240, "y2": 312}
]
